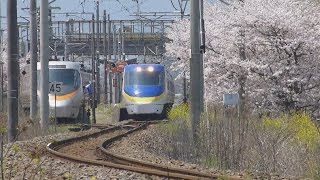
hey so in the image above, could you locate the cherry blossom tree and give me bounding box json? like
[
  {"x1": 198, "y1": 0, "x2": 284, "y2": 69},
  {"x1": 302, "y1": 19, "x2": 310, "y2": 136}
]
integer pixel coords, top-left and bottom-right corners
[{"x1": 165, "y1": 0, "x2": 320, "y2": 115}]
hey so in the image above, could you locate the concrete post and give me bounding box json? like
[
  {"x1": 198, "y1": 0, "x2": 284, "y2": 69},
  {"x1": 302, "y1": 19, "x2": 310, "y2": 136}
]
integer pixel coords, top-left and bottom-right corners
[
  {"x1": 40, "y1": 0, "x2": 50, "y2": 130},
  {"x1": 30, "y1": 0, "x2": 38, "y2": 120}
]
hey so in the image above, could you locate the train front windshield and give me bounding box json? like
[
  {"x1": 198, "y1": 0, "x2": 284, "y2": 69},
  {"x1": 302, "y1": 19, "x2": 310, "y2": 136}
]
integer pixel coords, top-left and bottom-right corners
[
  {"x1": 125, "y1": 70, "x2": 164, "y2": 86},
  {"x1": 37, "y1": 69, "x2": 81, "y2": 94}
]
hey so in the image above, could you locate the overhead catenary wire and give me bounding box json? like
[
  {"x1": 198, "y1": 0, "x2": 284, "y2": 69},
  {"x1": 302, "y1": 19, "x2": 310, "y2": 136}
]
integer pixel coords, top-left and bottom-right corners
[{"x1": 170, "y1": 0, "x2": 179, "y2": 11}]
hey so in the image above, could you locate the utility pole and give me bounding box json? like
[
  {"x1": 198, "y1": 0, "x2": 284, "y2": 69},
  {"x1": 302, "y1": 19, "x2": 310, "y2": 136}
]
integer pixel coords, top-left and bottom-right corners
[
  {"x1": 121, "y1": 24, "x2": 125, "y2": 60},
  {"x1": 0, "y1": 62, "x2": 3, "y2": 112},
  {"x1": 30, "y1": 0, "x2": 38, "y2": 120},
  {"x1": 143, "y1": 46, "x2": 146, "y2": 63},
  {"x1": 183, "y1": 70, "x2": 187, "y2": 104},
  {"x1": 120, "y1": 24, "x2": 125, "y2": 102},
  {"x1": 64, "y1": 20, "x2": 70, "y2": 61},
  {"x1": 0, "y1": 0, "x2": 2, "y2": 46},
  {"x1": 118, "y1": 28, "x2": 121, "y2": 61},
  {"x1": 91, "y1": 14, "x2": 96, "y2": 124},
  {"x1": 0, "y1": 0, "x2": 3, "y2": 113},
  {"x1": 108, "y1": 14, "x2": 112, "y2": 104},
  {"x1": 40, "y1": 0, "x2": 49, "y2": 130},
  {"x1": 7, "y1": 0, "x2": 19, "y2": 142},
  {"x1": 96, "y1": 0, "x2": 101, "y2": 104},
  {"x1": 17, "y1": 27, "x2": 20, "y2": 112},
  {"x1": 190, "y1": 0, "x2": 202, "y2": 142},
  {"x1": 113, "y1": 24, "x2": 117, "y2": 103},
  {"x1": 117, "y1": 27, "x2": 121, "y2": 103},
  {"x1": 103, "y1": 10, "x2": 108, "y2": 104},
  {"x1": 199, "y1": 0, "x2": 205, "y2": 112},
  {"x1": 113, "y1": 25, "x2": 117, "y2": 61}
]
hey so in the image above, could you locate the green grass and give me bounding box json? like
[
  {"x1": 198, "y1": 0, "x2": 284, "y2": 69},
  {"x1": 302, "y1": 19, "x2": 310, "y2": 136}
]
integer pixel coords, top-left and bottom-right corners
[{"x1": 95, "y1": 104, "x2": 118, "y2": 124}]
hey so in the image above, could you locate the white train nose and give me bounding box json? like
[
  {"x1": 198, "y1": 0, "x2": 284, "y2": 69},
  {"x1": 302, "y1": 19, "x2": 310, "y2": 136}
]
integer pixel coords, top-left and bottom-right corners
[
  {"x1": 126, "y1": 104, "x2": 164, "y2": 115},
  {"x1": 49, "y1": 106, "x2": 79, "y2": 118}
]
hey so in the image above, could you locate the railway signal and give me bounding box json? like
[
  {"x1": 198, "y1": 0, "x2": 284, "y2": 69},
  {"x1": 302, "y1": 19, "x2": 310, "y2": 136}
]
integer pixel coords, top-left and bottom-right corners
[
  {"x1": 116, "y1": 61, "x2": 127, "y2": 72},
  {"x1": 107, "y1": 61, "x2": 127, "y2": 73},
  {"x1": 106, "y1": 62, "x2": 117, "y2": 73}
]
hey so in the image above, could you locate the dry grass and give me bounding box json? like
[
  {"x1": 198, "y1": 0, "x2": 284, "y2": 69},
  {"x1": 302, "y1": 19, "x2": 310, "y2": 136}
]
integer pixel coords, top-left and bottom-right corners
[
  {"x1": 95, "y1": 103, "x2": 119, "y2": 124},
  {"x1": 155, "y1": 104, "x2": 320, "y2": 179}
]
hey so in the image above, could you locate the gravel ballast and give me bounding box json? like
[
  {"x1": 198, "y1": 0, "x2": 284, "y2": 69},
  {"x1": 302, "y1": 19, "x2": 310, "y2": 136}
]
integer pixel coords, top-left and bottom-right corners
[{"x1": 1, "y1": 123, "x2": 288, "y2": 179}]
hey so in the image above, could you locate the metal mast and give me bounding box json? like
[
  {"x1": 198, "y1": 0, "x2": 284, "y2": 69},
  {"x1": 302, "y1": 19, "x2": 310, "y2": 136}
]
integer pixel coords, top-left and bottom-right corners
[
  {"x1": 199, "y1": 0, "x2": 205, "y2": 111},
  {"x1": 0, "y1": 0, "x2": 2, "y2": 45},
  {"x1": 7, "y1": 0, "x2": 19, "y2": 142},
  {"x1": 190, "y1": 0, "x2": 202, "y2": 142},
  {"x1": 64, "y1": 20, "x2": 70, "y2": 61},
  {"x1": 113, "y1": 25, "x2": 117, "y2": 103},
  {"x1": 0, "y1": 0, "x2": 3, "y2": 113},
  {"x1": 96, "y1": 0, "x2": 101, "y2": 104},
  {"x1": 91, "y1": 14, "x2": 96, "y2": 124},
  {"x1": 30, "y1": 0, "x2": 38, "y2": 120},
  {"x1": 121, "y1": 24, "x2": 125, "y2": 60},
  {"x1": 103, "y1": 10, "x2": 108, "y2": 104},
  {"x1": 108, "y1": 14, "x2": 112, "y2": 104},
  {"x1": 40, "y1": 0, "x2": 50, "y2": 129}
]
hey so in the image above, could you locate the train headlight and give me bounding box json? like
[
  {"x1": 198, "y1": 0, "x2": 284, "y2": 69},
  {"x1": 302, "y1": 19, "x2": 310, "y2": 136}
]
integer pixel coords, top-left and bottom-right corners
[
  {"x1": 148, "y1": 66, "x2": 154, "y2": 72},
  {"x1": 136, "y1": 67, "x2": 142, "y2": 72},
  {"x1": 134, "y1": 90, "x2": 139, "y2": 95}
]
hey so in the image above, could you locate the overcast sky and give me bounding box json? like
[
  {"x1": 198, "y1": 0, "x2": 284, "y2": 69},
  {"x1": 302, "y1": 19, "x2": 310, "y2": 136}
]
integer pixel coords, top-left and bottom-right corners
[{"x1": 0, "y1": 0, "x2": 189, "y2": 29}]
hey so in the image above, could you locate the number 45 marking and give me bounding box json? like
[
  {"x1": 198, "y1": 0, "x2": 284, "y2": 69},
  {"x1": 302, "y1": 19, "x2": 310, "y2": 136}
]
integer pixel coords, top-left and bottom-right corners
[{"x1": 49, "y1": 82, "x2": 62, "y2": 93}]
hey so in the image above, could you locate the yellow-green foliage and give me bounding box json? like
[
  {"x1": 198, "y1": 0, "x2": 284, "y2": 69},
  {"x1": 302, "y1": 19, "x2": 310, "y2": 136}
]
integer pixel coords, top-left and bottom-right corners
[
  {"x1": 12, "y1": 144, "x2": 21, "y2": 154},
  {"x1": 263, "y1": 117, "x2": 284, "y2": 130},
  {"x1": 291, "y1": 113, "x2": 320, "y2": 150},
  {"x1": 156, "y1": 104, "x2": 191, "y2": 134},
  {"x1": 261, "y1": 113, "x2": 320, "y2": 150},
  {"x1": 0, "y1": 126, "x2": 6, "y2": 134},
  {"x1": 168, "y1": 104, "x2": 189, "y2": 120},
  {"x1": 261, "y1": 115, "x2": 293, "y2": 139},
  {"x1": 167, "y1": 103, "x2": 191, "y2": 128},
  {"x1": 258, "y1": 113, "x2": 320, "y2": 178},
  {"x1": 63, "y1": 172, "x2": 73, "y2": 180},
  {"x1": 0, "y1": 113, "x2": 7, "y2": 134}
]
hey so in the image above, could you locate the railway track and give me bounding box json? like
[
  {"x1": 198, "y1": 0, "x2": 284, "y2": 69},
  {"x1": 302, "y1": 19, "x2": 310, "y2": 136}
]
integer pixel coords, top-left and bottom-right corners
[{"x1": 47, "y1": 121, "x2": 242, "y2": 180}]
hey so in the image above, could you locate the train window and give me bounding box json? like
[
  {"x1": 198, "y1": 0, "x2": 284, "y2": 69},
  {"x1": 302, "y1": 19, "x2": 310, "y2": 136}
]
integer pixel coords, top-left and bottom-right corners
[
  {"x1": 125, "y1": 71, "x2": 164, "y2": 86},
  {"x1": 166, "y1": 80, "x2": 173, "y2": 92},
  {"x1": 170, "y1": 82, "x2": 174, "y2": 92},
  {"x1": 37, "y1": 69, "x2": 81, "y2": 92},
  {"x1": 49, "y1": 69, "x2": 81, "y2": 94},
  {"x1": 74, "y1": 71, "x2": 80, "y2": 89}
]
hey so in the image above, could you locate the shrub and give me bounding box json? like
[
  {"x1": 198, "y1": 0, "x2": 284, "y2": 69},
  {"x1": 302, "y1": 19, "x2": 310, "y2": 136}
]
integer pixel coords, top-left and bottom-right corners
[
  {"x1": 167, "y1": 103, "x2": 190, "y2": 128},
  {"x1": 156, "y1": 104, "x2": 320, "y2": 178},
  {"x1": 291, "y1": 113, "x2": 320, "y2": 151}
]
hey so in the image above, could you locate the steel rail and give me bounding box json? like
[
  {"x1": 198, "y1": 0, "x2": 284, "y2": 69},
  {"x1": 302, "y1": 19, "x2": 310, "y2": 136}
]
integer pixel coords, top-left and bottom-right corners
[
  {"x1": 98, "y1": 128, "x2": 242, "y2": 180},
  {"x1": 47, "y1": 121, "x2": 242, "y2": 179},
  {"x1": 47, "y1": 122, "x2": 204, "y2": 179}
]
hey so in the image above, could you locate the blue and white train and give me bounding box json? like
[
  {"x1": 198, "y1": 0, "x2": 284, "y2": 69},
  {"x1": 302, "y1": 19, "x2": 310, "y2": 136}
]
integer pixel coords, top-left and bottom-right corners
[{"x1": 119, "y1": 64, "x2": 175, "y2": 120}]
